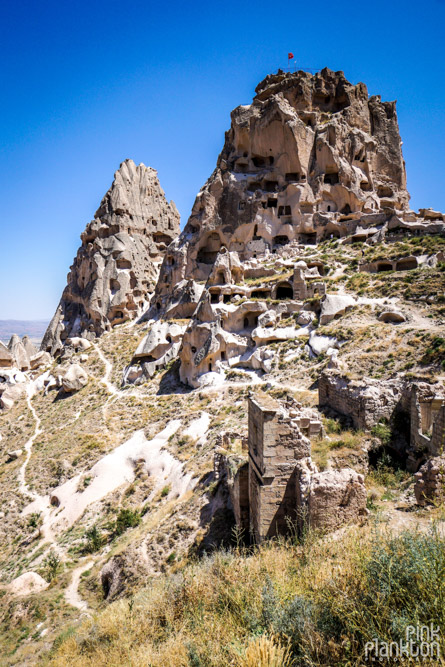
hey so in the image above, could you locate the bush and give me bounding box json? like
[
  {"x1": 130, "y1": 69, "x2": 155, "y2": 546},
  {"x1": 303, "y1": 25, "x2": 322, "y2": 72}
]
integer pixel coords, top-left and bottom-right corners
[
  {"x1": 319, "y1": 527, "x2": 445, "y2": 655},
  {"x1": 83, "y1": 525, "x2": 102, "y2": 553},
  {"x1": 50, "y1": 527, "x2": 445, "y2": 666},
  {"x1": 261, "y1": 577, "x2": 313, "y2": 654},
  {"x1": 114, "y1": 508, "x2": 141, "y2": 536},
  {"x1": 371, "y1": 420, "x2": 392, "y2": 445},
  {"x1": 42, "y1": 550, "x2": 62, "y2": 582},
  {"x1": 27, "y1": 512, "x2": 42, "y2": 535},
  {"x1": 324, "y1": 417, "x2": 342, "y2": 434}
]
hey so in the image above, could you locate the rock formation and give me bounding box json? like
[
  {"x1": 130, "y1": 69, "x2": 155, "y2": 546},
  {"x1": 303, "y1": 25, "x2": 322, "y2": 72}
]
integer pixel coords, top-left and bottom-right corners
[
  {"x1": 130, "y1": 68, "x2": 443, "y2": 388},
  {"x1": 42, "y1": 159, "x2": 180, "y2": 356},
  {"x1": 150, "y1": 67, "x2": 411, "y2": 319}
]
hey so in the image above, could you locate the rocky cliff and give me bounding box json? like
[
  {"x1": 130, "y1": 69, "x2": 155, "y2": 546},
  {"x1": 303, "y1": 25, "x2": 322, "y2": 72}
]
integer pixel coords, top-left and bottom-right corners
[
  {"x1": 150, "y1": 67, "x2": 410, "y2": 319},
  {"x1": 42, "y1": 159, "x2": 180, "y2": 355},
  {"x1": 128, "y1": 68, "x2": 444, "y2": 388}
]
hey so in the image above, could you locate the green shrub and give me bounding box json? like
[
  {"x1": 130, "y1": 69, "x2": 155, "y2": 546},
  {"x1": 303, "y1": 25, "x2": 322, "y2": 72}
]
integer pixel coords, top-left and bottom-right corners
[
  {"x1": 114, "y1": 508, "x2": 141, "y2": 536},
  {"x1": 83, "y1": 525, "x2": 102, "y2": 553},
  {"x1": 261, "y1": 577, "x2": 313, "y2": 655},
  {"x1": 42, "y1": 550, "x2": 62, "y2": 582},
  {"x1": 371, "y1": 420, "x2": 392, "y2": 445}
]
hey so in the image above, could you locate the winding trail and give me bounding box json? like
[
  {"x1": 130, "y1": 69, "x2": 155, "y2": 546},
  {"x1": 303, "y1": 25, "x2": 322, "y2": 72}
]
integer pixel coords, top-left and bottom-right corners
[
  {"x1": 65, "y1": 561, "x2": 94, "y2": 611},
  {"x1": 17, "y1": 340, "x2": 204, "y2": 610},
  {"x1": 18, "y1": 386, "x2": 42, "y2": 502},
  {"x1": 93, "y1": 343, "x2": 119, "y2": 396}
]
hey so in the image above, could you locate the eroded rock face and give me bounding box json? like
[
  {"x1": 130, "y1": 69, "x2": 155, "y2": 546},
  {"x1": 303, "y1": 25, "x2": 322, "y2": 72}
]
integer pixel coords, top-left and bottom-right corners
[
  {"x1": 150, "y1": 68, "x2": 409, "y2": 318},
  {"x1": 42, "y1": 159, "x2": 180, "y2": 356},
  {"x1": 123, "y1": 320, "x2": 187, "y2": 383},
  {"x1": 414, "y1": 456, "x2": 445, "y2": 506},
  {"x1": 0, "y1": 342, "x2": 13, "y2": 368},
  {"x1": 320, "y1": 293, "x2": 356, "y2": 325},
  {"x1": 306, "y1": 468, "x2": 367, "y2": 531}
]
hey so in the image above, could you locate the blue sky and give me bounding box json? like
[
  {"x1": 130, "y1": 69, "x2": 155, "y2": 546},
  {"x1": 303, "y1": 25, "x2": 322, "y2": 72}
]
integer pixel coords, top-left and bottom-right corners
[{"x1": 1, "y1": 0, "x2": 444, "y2": 319}]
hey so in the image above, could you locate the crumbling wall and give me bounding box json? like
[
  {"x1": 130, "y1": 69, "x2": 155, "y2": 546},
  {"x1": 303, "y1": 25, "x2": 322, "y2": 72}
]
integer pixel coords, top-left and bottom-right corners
[
  {"x1": 318, "y1": 370, "x2": 402, "y2": 430},
  {"x1": 414, "y1": 455, "x2": 445, "y2": 506},
  {"x1": 306, "y1": 469, "x2": 367, "y2": 531}
]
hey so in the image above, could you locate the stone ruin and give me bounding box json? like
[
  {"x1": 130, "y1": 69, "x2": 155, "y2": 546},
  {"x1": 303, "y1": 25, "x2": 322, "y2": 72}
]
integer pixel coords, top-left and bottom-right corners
[
  {"x1": 42, "y1": 159, "x2": 180, "y2": 356},
  {"x1": 319, "y1": 370, "x2": 445, "y2": 473},
  {"x1": 216, "y1": 391, "x2": 366, "y2": 543}
]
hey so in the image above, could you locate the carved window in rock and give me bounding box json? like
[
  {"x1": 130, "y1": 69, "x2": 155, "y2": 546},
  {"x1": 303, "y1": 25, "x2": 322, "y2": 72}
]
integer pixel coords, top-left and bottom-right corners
[
  {"x1": 239, "y1": 201, "x2": 246, "y2": 211},
  {"x1": 323, "y1": 171, "x2": 339, "y2": 185},
  {"x1": 197, "y1": 233, "x2": 221, "y2": 265},
  {"x1": 275, "y1": 282, "x2": 294, "y2": 300},
  {"x1": 264, "y1": 181, "x2": 278, "y2": 193},
  {"x1": 273, "y1": 235, "x2": 289, "y2": 246},
  {"x1": 278, "y1": 205, "x2": 291, "y2": 217},
  {"x1": 285, "y1": 173, "x2": 300, "y2": 182}
]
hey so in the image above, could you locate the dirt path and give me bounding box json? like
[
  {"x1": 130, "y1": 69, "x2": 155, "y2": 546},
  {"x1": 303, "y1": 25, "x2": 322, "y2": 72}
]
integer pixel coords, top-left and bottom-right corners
[
  {"x1": 65, "y1": 560, "x2": 94, "y2": 611},
  {"x1": 93, "y1": 343, "x2": 119, "y2": 396},
  {"x1": 18, "y1": 385, "x2": 62, "y2": 554},
  {"x1": 18, "y1": 386, "x2": 42, "y2": 502}
]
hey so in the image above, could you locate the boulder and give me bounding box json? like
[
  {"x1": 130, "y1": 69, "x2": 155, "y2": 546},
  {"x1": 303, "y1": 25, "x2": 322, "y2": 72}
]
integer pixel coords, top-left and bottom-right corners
[
  {"x1": 125, "y1": 321, "x2": 186, "y2": 383},
  {"x1": 252, "y1": 325, "x2": 306, "y2": 345},
  {"x1": 0, "y1": 383, "x2": 27, "y2": 410},
  {"x1": 30, "y1": 351, "x2": 52, "y2": 370},
  {"x1": 307, "y1": 468, "x2": 367, "y2": 531},
  {"x1": 308, "y1": 332, "x2": 338, "y2": 357},
  {"x1": 133, "y1": 322, "x2": 185, "y2": 361},
  {"x1": 8, "y1": 572, "x2": 49, "y2": 597},
  {"x1": 7, "y1": 449, "x2": 23, "y2": 460},
  {"x1": 257, "y1": 310, "x2": 277, "y2": 328},
  {"x1": 61, "y1": 364, "x2": 89, "y2": 393},
  {"x1": 320, "y1": 294, "x2": 356, "y2": 325},
  {"x1": 414, "y1": 456, "x2": 445, "y2": 506},
  {"x1": 66, "y1": 337, "x2": 92, "y2": 351},
  {"x1": 297, "y1": 311, "x2": 313, "y2": 326}
]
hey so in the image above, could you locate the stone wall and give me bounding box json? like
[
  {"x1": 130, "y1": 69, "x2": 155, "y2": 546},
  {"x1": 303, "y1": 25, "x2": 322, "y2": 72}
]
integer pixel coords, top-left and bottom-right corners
[
  {"x1": 318, "y1": 370, "x2": 402, "y2": 430},
  {"x1": 319, "y1": 371, "x2": 445, "y2": 472}
]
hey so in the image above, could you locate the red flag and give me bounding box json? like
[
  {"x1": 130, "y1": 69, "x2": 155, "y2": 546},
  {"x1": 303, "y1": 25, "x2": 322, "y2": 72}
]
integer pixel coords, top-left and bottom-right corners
[{"x1": 288, "y1": 52, "x2": 294, "y2": 60}]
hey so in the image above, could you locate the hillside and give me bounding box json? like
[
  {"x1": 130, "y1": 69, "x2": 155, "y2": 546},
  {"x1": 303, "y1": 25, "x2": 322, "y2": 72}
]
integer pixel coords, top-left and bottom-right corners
[{"x1": 0, "y1": 68, "x2": 444, "y2": 666}]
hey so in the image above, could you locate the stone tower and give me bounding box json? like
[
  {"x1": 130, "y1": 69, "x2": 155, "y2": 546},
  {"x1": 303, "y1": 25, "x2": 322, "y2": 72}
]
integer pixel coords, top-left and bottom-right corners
[{"x1": 248, "y1": 392, "x2": 311, "y2": 542}]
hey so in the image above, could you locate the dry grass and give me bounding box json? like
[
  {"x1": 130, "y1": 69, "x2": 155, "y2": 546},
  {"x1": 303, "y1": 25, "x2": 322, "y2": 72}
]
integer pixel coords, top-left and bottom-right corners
[{"x1": 47, "y1": 523, "x2": 445, "y2": 666}]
